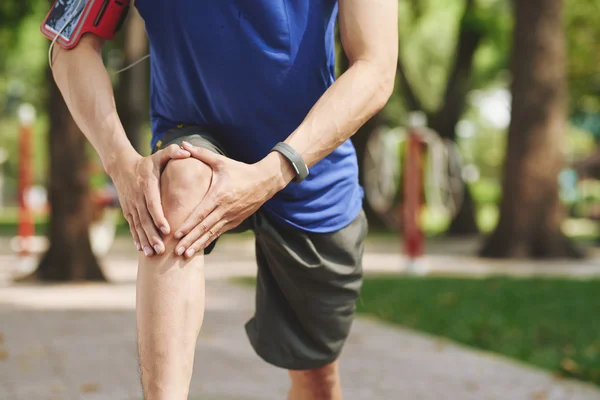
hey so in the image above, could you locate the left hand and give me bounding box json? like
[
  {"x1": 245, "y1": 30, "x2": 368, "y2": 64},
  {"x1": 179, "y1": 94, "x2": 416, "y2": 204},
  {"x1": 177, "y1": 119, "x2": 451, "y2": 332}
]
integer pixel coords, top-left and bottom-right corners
[{"x1": 173, "y1": 141, "x2": 282, "y2": 258}]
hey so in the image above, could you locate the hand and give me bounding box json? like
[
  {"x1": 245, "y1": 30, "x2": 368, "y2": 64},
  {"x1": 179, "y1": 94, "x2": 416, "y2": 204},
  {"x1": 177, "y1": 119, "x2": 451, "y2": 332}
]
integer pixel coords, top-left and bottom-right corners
[
  {"x1": 173, "y1": 141, "x2": 292, "y2": 258},
  {"x1": 109, "y1": 144, "x2": 191, "y2": 256}
]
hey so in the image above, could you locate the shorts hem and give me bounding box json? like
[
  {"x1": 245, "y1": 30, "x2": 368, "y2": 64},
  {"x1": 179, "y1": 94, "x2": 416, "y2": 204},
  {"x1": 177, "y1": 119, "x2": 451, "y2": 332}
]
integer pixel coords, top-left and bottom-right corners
[{"x1": 244, "y1": 322, "x2": 342, "y2": 371}]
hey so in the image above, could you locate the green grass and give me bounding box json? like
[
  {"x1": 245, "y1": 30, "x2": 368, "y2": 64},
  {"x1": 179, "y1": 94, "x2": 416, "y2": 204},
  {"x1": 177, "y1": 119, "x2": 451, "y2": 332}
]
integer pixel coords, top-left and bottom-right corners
[{"x1": 357, "y1": 276, "x2": 600, "y2": 385}]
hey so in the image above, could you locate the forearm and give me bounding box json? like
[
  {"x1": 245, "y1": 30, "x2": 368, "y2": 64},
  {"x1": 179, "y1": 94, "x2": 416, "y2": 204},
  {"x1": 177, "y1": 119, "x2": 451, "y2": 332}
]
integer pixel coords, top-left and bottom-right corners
[
  {"x1": 286, "y1": 61, "x2": 394, "y2": 168},
  {"x1": 51, "y1": 37, "x2": 137, "y2": 175}
]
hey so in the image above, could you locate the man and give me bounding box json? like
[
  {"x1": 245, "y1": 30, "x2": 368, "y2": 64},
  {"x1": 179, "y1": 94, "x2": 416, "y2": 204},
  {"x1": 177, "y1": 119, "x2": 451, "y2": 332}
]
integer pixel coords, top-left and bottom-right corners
[{"x1": 50, "y1": 0, "x2": 397, "y2": 398}]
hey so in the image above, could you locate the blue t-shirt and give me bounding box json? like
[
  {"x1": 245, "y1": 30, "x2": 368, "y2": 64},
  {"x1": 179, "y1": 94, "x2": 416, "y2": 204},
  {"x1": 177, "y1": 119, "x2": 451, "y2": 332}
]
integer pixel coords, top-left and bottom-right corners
[{"x1": 135, "y1": 0, "x2": 363, "y2": 233}]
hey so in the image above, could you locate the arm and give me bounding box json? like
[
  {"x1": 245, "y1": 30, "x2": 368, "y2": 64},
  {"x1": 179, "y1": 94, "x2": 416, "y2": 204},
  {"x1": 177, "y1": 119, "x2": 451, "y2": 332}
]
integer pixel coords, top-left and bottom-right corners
[
  {"x1": 261, "y1": 0, "x2": 398, "y2": 186},
  {"x1": 51, "y1": 35, "x2": 190, "y2": 255},
  {"x1": 51, "y1": 35, "x2": 134, "y2": 172}
]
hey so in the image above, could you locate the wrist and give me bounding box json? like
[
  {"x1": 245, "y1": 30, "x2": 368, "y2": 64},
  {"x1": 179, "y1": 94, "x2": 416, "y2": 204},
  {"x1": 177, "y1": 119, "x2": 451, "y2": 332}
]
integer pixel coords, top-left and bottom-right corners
[
  {"x1": 103, "y1": 146, "x2": 139, "y2": 179},
  {"x1": 257, "y1": 151, "x2": 296, "y2": 193}
]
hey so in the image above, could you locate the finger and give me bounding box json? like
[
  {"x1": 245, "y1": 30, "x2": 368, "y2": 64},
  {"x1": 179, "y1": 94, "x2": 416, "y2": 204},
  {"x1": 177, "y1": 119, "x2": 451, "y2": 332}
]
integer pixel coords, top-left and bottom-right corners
[
  {"x1": 181, "y1": 141, "x2": 224, "y2": 168},
  {"x1": 183, "y1": 219, "x2": 232, "y2": 259},
  {"x1": 144, "y1": 178, "x2": 170, "y2": 236},
  {"x1": 124, "y1": 212, "x2": 141, "y2": 251},
  {"x1": 132, "y1": 210, "x2": 152, "y2": 256},
  {"x1": 173, "y1": 195, "x2": 219, "y2": 240},
  {"x1": 174, "y1": 208, "x2": 223, "y2": 256},
  {"x1": 138, "y1": 202, "x2": 165, "y2": 256},
  {"x1": 153, "y1": 143, "x2": 190, "y2": 168}
]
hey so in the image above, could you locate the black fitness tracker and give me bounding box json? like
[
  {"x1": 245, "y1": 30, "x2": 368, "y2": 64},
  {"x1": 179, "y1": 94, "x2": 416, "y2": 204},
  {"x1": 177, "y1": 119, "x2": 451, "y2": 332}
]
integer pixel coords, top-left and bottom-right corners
[{"x1": 271, "y1": 142, "x2": 309, "y2": 183}]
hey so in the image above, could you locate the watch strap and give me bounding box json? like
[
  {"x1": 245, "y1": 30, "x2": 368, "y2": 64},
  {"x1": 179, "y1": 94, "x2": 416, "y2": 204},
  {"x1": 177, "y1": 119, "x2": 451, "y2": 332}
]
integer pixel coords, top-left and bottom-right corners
[{"x1": 271, "y1": 142, "x2": 309, "y2": 183}]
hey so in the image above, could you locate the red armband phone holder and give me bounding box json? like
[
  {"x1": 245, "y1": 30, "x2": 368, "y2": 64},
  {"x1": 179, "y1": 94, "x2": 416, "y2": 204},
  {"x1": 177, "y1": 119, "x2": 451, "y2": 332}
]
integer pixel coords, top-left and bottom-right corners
[{"x1": 41, "y1": 0, "x2": 131, "y2": 50}]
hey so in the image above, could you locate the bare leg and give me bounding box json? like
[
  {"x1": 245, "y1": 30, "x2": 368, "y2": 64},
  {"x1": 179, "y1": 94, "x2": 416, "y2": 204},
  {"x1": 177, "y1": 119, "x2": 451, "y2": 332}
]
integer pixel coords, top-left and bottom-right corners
[
  {"x1": 136, "y1": 158, "x2": 211, "y2": 400},
  {"x1": 288, "y1": 361, "x2": 342, "y2": 400}
]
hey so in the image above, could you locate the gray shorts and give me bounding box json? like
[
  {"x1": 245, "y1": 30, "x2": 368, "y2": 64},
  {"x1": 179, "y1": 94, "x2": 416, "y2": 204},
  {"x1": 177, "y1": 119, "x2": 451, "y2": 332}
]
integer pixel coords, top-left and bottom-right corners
[{"x1": 154, "y1": 125, "x2": 367, "y2": 370}]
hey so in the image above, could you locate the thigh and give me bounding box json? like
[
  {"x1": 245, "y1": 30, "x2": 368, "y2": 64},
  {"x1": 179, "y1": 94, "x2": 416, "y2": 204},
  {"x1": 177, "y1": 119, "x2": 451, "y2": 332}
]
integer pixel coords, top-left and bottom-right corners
[{"x1": 245, "y1": 210, "x2": 368, "y2": 370}]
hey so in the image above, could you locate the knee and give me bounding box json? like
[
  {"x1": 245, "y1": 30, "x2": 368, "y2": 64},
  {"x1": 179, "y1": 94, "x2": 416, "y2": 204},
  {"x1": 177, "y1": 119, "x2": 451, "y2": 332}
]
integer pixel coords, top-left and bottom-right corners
[
  {"x1": 290, "y1": 362, "x2": 339, "y2": 398},
  {"x1": 161, "y1": 157, "x2": 211, "y2": 217}
]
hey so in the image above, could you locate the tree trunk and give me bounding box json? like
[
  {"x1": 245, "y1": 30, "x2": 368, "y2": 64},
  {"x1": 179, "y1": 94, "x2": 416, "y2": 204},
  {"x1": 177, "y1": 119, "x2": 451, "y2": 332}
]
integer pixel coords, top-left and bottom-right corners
[
  {"x1": 31, "y1": 69, "x2": 105, "y2": 281},
  {"x1": 480, "y1": 0, "x2": 581, "y2": 258},
  {"x1": 429, "y1": 0, "x2": 481, "y2": 142},
  {"x1": 115, "y1": 8, "x2": 148, "y2": 152}
]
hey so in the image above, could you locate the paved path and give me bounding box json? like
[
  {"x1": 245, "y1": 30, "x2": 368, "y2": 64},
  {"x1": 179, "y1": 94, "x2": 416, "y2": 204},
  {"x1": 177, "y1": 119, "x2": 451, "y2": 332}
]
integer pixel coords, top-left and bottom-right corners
[
  {"x1": 1, "y1": 278, "x2": 600, "y2": 398},
  {"x1": 1, "y1": 236, "x2": 600, "y2": 399}
]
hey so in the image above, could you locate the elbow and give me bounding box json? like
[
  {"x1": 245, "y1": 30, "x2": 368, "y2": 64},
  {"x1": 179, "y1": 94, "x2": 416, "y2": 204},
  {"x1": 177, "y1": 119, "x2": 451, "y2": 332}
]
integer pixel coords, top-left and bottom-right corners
[{"x1": 378, "y1": 73, "x2": 396, "y2": 109}]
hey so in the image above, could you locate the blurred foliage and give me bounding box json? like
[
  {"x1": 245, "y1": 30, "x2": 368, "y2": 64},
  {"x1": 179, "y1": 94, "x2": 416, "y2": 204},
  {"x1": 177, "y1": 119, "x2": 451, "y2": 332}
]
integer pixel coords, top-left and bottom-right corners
[
  {"x1": 1, "y1": 1, "x2": 48, "y2": 115},
  {"x1": 358, "y1": 276, "x2": 600, "y2": 386},
  {"x1": 0, "y1": 1, "x2": 34, "y2": 57},
  {"x1": 566, "y1": 0, "x2": 600, "y2": 114},
  {"x1": 391, "y1": 0, "x2": 599, "y2": 116},
  {"x1": 386, "y1": 0, "x2": 511, "y2": 121}
]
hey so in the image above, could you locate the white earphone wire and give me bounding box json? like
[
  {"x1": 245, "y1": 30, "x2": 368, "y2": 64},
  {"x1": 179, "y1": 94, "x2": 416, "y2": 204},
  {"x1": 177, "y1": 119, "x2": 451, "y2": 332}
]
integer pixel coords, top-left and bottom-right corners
[{"x1": 113, "y1": 53, "x2": 150, "y2": 74}]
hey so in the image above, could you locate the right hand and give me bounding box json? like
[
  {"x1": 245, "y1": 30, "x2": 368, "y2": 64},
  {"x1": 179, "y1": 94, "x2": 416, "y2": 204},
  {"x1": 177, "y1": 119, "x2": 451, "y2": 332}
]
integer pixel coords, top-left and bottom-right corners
[{"x1": 109, "y1": 144, "x2": 191, "y2": 256}]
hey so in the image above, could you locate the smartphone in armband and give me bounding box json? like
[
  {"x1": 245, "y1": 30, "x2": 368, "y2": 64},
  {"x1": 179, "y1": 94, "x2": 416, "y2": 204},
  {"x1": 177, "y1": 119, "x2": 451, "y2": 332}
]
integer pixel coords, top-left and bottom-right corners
[{"x1": 41, "y1": 0, "x2": 131, "y2": 50}]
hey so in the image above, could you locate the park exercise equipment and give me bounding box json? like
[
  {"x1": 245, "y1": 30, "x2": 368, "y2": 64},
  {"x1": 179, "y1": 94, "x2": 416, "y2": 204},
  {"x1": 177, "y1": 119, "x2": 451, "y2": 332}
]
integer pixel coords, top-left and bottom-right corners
[
  {"x1": 16, "y1": 105, "x2": 36, "y2": 257},
  {"x1": 12, "y1": 104, "x2": 119, "y2": 260},
  {"x1": 363, "y1": 112, "x2": 465, "y2": 270}
]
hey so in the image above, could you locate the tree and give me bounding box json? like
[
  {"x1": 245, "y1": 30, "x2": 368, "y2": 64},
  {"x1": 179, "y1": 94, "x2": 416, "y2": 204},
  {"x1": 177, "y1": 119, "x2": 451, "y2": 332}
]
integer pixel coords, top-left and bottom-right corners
[
  {"x1": 27, "y1": 69, "x2": 106, "y2": 281},
  {"x1": 480, "y1": 0, "x2": 581, "y2": 258}
]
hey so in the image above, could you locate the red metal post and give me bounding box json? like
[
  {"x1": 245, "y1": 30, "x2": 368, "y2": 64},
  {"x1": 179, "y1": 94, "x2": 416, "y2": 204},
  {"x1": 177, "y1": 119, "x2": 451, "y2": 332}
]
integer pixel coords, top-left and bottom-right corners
[
  {"x1": 17, "y1": 105, "x2": 35, "y2": 256},
  {"x1": 403, "y1": 124, "x2": 425, "y2": 261}
]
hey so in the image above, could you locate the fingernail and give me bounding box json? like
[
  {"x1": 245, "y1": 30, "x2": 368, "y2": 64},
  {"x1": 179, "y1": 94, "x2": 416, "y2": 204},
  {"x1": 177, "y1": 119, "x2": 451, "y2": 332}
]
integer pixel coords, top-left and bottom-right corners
[
  {"x1": 175, "y1": 232, "x2": 183, "y2": 239},
  {"x1": 143, "y1": 246, "x2": 153, "y2": 256},
  {"x1": 182, "y1": 141, "x2": 191, "y2": 147},
  {"x1": 153, "y1": 244, "x2": 163, "y2": 255},
  {"x1": 160, "y1": 226, "x2": 169, "y2": 235},
  {"x1": 135, "y1": 242, "x2": 141, "y2": 251},
  {"x1": 176, "y1": 246, "x2": 185, "y2": 256},
  {"x1": 186, "y1": 248, "x2": 195, "y2": 258}
]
